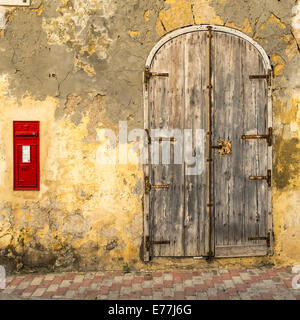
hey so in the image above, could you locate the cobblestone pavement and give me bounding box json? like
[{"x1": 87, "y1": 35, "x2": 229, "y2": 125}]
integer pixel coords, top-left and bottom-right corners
[{"x1": 0, "y1": 267, "x2": 299, "y2": 300}]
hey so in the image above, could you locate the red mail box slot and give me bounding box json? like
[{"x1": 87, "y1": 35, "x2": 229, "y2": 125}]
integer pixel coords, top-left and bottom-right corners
[{"x1": 13, "y1": 121, "x2": 40, "y2": 191}]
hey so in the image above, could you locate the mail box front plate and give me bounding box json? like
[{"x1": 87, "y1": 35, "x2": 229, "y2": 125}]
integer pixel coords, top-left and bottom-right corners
[{"x1": 13, "y1": 121, "x2": 40, "y2": 190}]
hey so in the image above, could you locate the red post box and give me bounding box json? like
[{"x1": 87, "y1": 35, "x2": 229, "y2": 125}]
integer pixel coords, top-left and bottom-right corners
[{"x1": 13, "y1": 121, "x2": 40, "y2": 190}]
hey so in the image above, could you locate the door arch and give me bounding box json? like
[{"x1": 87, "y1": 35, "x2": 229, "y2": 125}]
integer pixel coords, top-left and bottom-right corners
[{"x1": 143, "y1": 25, "x2": 272, "y2": 261}]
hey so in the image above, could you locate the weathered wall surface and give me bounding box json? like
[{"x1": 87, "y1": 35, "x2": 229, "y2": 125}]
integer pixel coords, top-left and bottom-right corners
[{"x1": 0, "y1": 0, "x2": 299, "y2": 273}]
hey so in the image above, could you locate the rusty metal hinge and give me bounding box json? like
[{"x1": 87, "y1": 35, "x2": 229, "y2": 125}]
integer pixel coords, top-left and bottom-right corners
[
  {"x1": 145, "y1": 130, "x2": 177, "y2": 145},
  {"x1": 241, "y1": 127, "x2": 272, "y2": 146},
  {"x1": 144, "y1": 66, "x2": 169, "y2": 90},
  {"x1": 249, "y1": 70, "x2": 272, "y2": 86},
  {"x1": 145, "y1": 236, "x2": 171, "y2": 251},
  {"x1": 249, "y1": 169, "x2": 271, "y2": 187},
  {"x1": 248, "y1": 232, "x2": 271, "y2": 247},
  {"x1": 145, "y1": 176, "x2": 169, "y2": 194}
]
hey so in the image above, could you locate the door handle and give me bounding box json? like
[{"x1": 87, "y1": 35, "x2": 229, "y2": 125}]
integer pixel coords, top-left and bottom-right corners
[{"x1": 211, "y1": 140, "x2": 232, "y2": 155}]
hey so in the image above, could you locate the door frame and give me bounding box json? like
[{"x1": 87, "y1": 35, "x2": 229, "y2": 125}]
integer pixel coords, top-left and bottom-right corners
[{"x1": 143, "y1": 25, "x2": 273, "y2": 261}]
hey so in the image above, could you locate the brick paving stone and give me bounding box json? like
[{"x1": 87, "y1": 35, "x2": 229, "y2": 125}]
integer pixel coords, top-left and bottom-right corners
[
  {"x1": 69, "y1": 282, "x2": 81, "y2": 290},
  {"x1": 240, "y1": 273, "x2": 252, "y2": 281},
  {"x1": 102, "y1": 279, "x2": 113, "y2": 286},
  {"x1": 153, "y1": 272, "x2": 163, "y2": 277},
  {"x1": 122, "y1": 279, "x2": 132, "y2": 287},
  {"x1": 211, "y1": 276, "x2": 223, "y2": 284},
  {"x1": 60, "y1": 280, "x2": 73, "y2": 288},
  {"x1": 184, "y1": 287, "x2": 196, "y2": 296},
  {"x1": 52, "y1": 276, "x2": 64, "y2": 285},
  {"x1": 120, "y1": 287, "x2": 131, "y2": 295},
  {"x1": 142, "y1": 280, "x2": 152, "y2": 288},
  {"x1": 64, "y1": 290, "x2": 76, "y2": 299},
  {"x1": 174, "y1": 291, "x2": 185, "y2": 299},
  {"x1": 153, "y1": 283, "x2": 164, "y2": 291},
  {"x1": 223, "y1": 280, "x2": 235, "y2": 289},
  {"x1": 47, "y1": 284, "x2": 59, "y2": 292},
  {"x1": 110, "y1": 283, "x2": 121, "y2": 291},
  {"x1": 21, "y1": 292, "x2": 32, "y2": 298},
  {"x1": 163, "y1": 273, "x2": 173, "y2": 281},
  {"x1": 44, "y1": 274, "x2": 56, "y2": 281},
  {"x1": 220, "y1": 273, "x2": 232, "y2": 280},
  {"x1": 12, "y1": 289, "x2": 25, "y2": 296},
  {"x1": 132, "y1": 283, "x2": 142, "y2": 292},
  {"x1": 153, "y1": 277, "x2": 163, "y2": 284},
  {"x1": 23, "y1": 285, "x2": 38, "y2": 293},
  {"x1": 182, "y1": 273, "x2": 193, "y2": 280},
  {"x1": 229, "y1": 269, "x2": 241, "y2": 276},
  {"x1": 31, "y1": 277, "x2": 44, "y2": 286},
  {"x1": 16, "y1": 281, "x2": 31, "y2": 290},
  {"x1": 39, "y1": 280, "x2": 53, "y2": 288},
  {"x1": 132, "y1": 277, "x2": 143, "y2": 284},
  {"x1": 9, "y1": 278, "x2": 24, "y2": 286},
  {"x1": 163, "y1": 280, "x2": 173, "y2": 288},
  {"x1": 232, "y1": 276, "x2": 244, "y2": 285},
  {"x1": 73, "y1": 275, "x2": 85, "y2": 283},
  {"x1": 32, "y1": 288, "x2": 46, "y2": 297},
  {"x1": 163, "y1": 288, "x2": 174, "y2": 297},
  {"x1": 93, "y1": 275, "x2": 104, "y2": 283},
  {"x1": 142, "y1": 288, "x2": 152, "y2": 296}
]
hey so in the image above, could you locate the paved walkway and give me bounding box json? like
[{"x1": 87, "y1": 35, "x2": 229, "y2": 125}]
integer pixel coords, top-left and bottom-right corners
[{"x1": 0, "y1": 266, "x2": 299, "y2": 300}]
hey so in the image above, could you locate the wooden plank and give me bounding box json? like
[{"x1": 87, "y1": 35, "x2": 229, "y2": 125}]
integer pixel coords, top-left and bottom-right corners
[
  {"x1": 150, "y1": 36, "x2": 185, "y2": 257},
  {"x1": 215, "y1": 245, "x2": 268, "y2": 257},
  {"x1": 184, "y1": 32, "x2": 208, "y2": 257}
]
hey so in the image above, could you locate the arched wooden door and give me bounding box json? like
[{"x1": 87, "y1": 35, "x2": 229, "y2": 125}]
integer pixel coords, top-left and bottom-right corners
[{"x1": 143, "y1": 25, "x2": 272, "y2": 260}]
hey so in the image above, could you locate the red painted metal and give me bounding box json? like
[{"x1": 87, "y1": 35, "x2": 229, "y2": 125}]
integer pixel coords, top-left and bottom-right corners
[{"x1": 13, "y1": 121, "x2": 40, "y2": 191}]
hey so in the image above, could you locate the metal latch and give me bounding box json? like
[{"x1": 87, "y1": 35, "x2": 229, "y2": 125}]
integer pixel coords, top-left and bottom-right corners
[
  {"x1": 145, "y1": 236, "x2": 171, "y2": 251},
  {"x1": 241, "y1": 128, "x2": 272, "y2": 146},
  {"x1": 249, "y1": 70, "x2": 272, "y2": 86},
  {"x1": 248, "y1": 232, "x2": 271, "y2": 247},
  {"x1": 212, "y1": 140, "x2": 232, "y2": 155},
  {"x1": 249, "y1": 169, "x2": 271, "y2": 187},
  {"x1": 144, "y1": 129, "x2": 176, "y2": 144},
  {"x1": 144, "y1": 66, "x2": 169, "y2": 90},
  {"x1": 145, "y1": 176, "x2": 169, "y2": 194}
]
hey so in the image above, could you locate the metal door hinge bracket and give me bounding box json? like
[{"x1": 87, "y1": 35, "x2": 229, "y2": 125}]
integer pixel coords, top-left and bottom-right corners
[
  {"x1": 145, "y1": 176, "x2": 169, "y2": 194},
  {"x1": 249, "y1": 169, "x2": 271, "y2": 187},
  {"x1": 144, "y1": 129, "x2": 176, "y2": 144},
  {"x1": 144, "y1": 66, "x2": 169, "y2": 90},
  {"x1": 248, "y1": 232, "x2": 271, "y2": 247},
  {"x1": 249, "y1": 70, "x2": 272, "y2": 86},
  {"x1": 241, "y1": 127, "x2": 272, "y2": 146},
  {"x1": 145, "y1": 236, "x2": 170, "y2": 251}
]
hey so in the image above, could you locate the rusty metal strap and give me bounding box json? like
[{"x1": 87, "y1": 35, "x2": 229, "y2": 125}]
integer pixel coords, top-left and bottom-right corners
[
  {"x1": 249, "y1": 170, "x2": 271, "y2": 187},
  {"x1": 241, "y1": 128, "x2": 272, "y2": 146}
]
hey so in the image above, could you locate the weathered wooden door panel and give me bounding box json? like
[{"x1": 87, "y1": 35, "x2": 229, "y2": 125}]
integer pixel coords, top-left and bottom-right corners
[
  {"x1": 145, "y1": 26, "x2": 272, "y2": 259},
  {"x1": 149, "y1": 32, "x2": 209, "y2": 257},
  {"x1": 183, "y1": 32, "x2": 209, "y2": 257},
  {"x1": 149, "y1": 37, "x2": 185, "y2": 256},
  {"x1": 212, "y1": 32, "x2": 270, "y2": 257}
]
